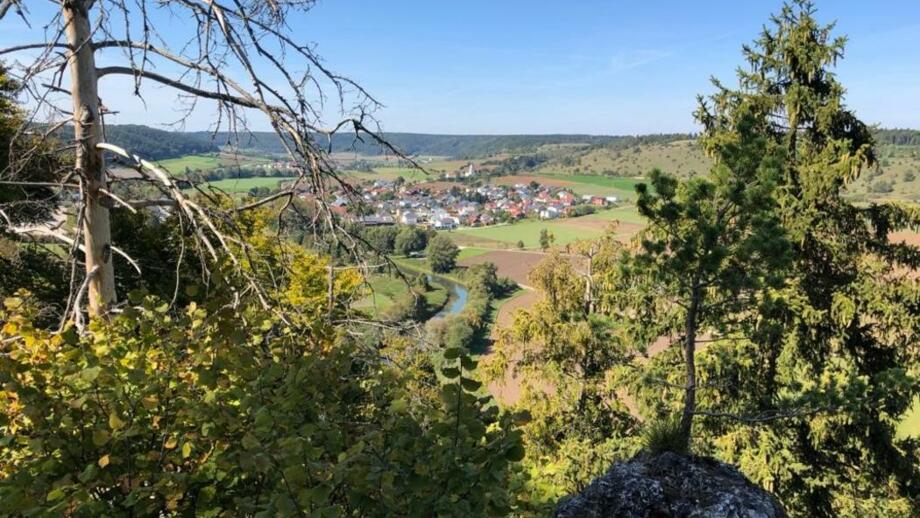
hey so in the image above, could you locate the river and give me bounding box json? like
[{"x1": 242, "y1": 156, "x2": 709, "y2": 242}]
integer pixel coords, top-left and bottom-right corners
[{"x1": 428, "y1": 275, "x2": 469, "y2": 320}]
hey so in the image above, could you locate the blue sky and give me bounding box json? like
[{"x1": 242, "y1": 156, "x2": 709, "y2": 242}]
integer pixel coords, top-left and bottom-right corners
[{"x1": 2, "y1": 1, "x2": 918, "y2": 134}]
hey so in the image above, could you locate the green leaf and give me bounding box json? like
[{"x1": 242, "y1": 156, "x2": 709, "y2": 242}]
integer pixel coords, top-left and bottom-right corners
[
  {"x1": 441, "y1": 367, "x2": 461, "y2": 379},
  {"x1": 92, "y1": 429, "x2": 110, "y2": 447},
  {"x1": 461, "y1": 378, "x2": 482, "y2": 392},
  {"x1": 242, "y1": 433, "x2": 259, "y2": 450},
  {"x1": 390, "y1": 398, "x2": 408, "y2": 413},
  {"x1": 461, "y1": 356, "x2": 478, "y2": 370},
  {"x1": 127, "y1": 289, "x2": 146, "y2": 304},
  {"x1": 512, "y1": 410, "x2": 532, "y2": 425},
  {"x1": 443, "y1": 347, "x2": 462, "y2": 360},
  {"x1": 505, "y1": 444, "x2": 525, "y2": 462},
  {"x1": 79, "y1": 366, "x2": 101, "y2": 383}
]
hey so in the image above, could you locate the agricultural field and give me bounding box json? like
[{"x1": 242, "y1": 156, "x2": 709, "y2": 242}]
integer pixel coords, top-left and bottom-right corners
[
  {"x1": 899, "y1": 398, "x2": 920, "y2": 439},
  {"x1": 195, "y1": 176, "x2": 297, "y2": 193},
  {"x1": 456, "y1": 247, "x2": 492, "y2": 261},
  {"x1": 157, "y1": 152, "x2": 273, "y2": 175},
  {"x1": 342, "y1": 166, "x2": 435, "y2": 183},
  {"x1": 451, "y1": 206, "x2": 644, "y2": 249}
]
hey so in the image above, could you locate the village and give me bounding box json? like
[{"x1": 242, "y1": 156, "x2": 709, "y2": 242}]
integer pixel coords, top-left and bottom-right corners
[{"x1": 329, "y1": 175, "x2": 621, "y2": 229}]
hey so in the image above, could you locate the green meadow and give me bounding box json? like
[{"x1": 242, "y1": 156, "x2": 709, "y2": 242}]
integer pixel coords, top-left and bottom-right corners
[
  {"x1": 450, "y1": 206, "x2": 643, "y2": 249},
  {"x1": 157, "y1": 153, "x2": 272, "y2": 175},
  {"x1": 195, "y1": 176, "x2": 297, "y2": 193}
]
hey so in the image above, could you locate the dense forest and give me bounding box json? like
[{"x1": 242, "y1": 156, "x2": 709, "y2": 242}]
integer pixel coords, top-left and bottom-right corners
[{"x1": 53, "y1": 124, "x2": 218, "y2": 160}]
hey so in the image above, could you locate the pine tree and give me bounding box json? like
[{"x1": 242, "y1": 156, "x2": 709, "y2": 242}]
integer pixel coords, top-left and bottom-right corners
[{"x1": 691, "y1": 1, "x2": 920, "y2": 514}]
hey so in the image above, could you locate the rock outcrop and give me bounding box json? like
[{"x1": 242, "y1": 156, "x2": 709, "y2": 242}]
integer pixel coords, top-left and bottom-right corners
[{"x1": 555, "y1": 452, "x2": 785, "y2": 518}]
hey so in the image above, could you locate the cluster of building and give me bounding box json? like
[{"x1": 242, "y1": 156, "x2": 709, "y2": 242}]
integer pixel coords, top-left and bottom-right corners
[{"x1": 328, "y1": 180, "x2": 619, "y2": 229}]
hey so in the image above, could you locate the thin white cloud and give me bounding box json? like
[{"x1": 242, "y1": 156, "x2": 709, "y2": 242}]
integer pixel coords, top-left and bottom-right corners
[{"x1": 610, "y1": 49, "x2": 672, "y2": 72}]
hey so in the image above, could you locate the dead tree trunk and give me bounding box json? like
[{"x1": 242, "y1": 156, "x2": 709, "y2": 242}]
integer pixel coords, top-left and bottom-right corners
[{"x1": 64, "y1": 1, "x2": 115, "y2": 316}]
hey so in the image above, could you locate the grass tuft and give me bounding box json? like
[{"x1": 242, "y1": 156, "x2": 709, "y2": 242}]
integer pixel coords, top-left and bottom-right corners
[{"x1": 641, "y1": 415, "x2": 688, "y2": 455}]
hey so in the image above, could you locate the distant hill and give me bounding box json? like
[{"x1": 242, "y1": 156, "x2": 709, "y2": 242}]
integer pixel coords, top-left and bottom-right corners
[
  {"x1": 527, "y1": 129, "x2": 920, "y2": 202},
  {"x1": 54, "y1": 124, "x2": 217, "y2": 161},
  {"x1": 49, "y1": 124, "x2": 920, "y2": 163},
  {"x1": 193, "y1": 131, "x2": 628, "y2": 159},
  {"x1": 47, "y1": 125, "x2": 920, "y2": 201},
  {"x1": 53, "y1": 124, "x2": 689, "y2": 160}
]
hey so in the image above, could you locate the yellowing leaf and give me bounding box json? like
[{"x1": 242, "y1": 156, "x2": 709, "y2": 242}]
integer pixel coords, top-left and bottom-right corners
[
  {"x1": 108, "y1": 413, "x2": 126, "y2": 430},
  {"x1": 164, "y1": 436, "x2": 178, "y2": 450},
  {"x1": 182, "y1": 442, "x2": 192, "y2": 459},
  {"x1": 98, "y1": 454, "x2": 110, "y2": 468}
]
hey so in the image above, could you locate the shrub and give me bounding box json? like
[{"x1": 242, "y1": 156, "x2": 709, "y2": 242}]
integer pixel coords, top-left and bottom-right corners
[
  {"x1": 870, "y1": 180, "x2": 894, "y2": 193},
  {"x1": 0, "y1": 288, "x2": 524, "y2": 516}
]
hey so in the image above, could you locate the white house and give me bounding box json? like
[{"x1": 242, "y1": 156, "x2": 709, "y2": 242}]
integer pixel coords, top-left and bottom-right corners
[
  {"x1": 539, "y1": 206, "x2": 561, "y2": 220},
  {"x1": 433, "y1": 216, "x2": 459, "y2": 230},
  {"x1": 399, "y1": 210, "x2": 418, "y2": 225}
]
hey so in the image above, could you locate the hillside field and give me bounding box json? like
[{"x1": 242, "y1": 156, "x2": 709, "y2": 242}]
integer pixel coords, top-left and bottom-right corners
[
  {"x1": 450, "y1": 206, "x2": 643, "y2": 249},
  {"x1": 538, "y1": 139, "x2": 711, "y2": 178},
  {"x1": 157, "y1": 152, "x2": 273, "y2": 175},
  {"x1": 195, "y1": 176, "x2": 297, "y2": 193}
]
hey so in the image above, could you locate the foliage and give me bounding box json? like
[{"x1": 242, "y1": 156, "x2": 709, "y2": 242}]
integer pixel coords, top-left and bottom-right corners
[
  {"x1": 870, "y1": 180, "x2": 894, "y2": 193},
  {"x1": 482, "y1": 4, "x2": 920, "y2": 515},
  {"x1": 362, "y1": 225, "x2": 399, "y2": 255},
  {"x1": 394, "y1": 226, "x2": 429, "y2": 256},
  {"x1": 483, "y1": 243, "x2": 640, "y2": 506},
  {"x1": 426, "y1": 234, "x2": 459, "y2": 273},
  {"x1": 613, "y1": 121, "x2": 790, "y2": 448},
  {"x1": 201, "y1": 130, "x2": 623, "y2": 159},
  {"x1": 875, "y1": 129, "x2": 920, "y2": 147},
  {"x1": 685, "y1": 2, "x2": 920, "y2": 515},
  {"x1": 0, "y1": 64, "x2": 71, "y2": 312},
  {"x1": 0, "y1": 211, "x2": 525, "y2": 515},
  {"x1": 538, "y1": 229, "x2": 555, "y2": 252}
]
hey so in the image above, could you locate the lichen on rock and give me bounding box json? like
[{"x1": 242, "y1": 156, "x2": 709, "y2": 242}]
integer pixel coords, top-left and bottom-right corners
[{"x1": 555, "y1": 452, "x2": 785, "y2": 518}]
